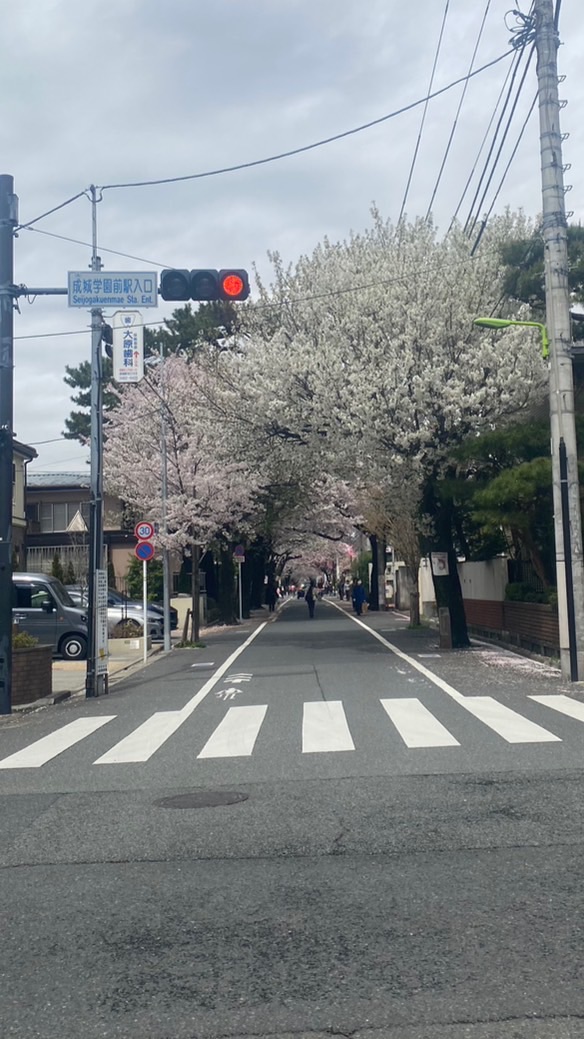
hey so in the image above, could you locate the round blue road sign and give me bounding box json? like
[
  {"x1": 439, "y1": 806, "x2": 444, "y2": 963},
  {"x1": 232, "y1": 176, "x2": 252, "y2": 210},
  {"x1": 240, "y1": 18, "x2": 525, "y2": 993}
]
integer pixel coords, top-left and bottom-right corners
[{"x1": 135, "y1": 540, "x2": 155, "y2": 561}]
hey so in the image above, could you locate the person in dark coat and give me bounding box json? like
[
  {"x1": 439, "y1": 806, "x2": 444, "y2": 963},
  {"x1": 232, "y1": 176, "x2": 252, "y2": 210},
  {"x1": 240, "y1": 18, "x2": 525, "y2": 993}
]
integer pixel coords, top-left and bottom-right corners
[
  {"x1": 305, "y1": 579, "x2": 316, "y2": 618},
  {"x1": 352, "y1": 579, "x2": 367, "y2": 616},
  {"x1": 266, "y1": 581, "x2": 277, "y2": 613}
]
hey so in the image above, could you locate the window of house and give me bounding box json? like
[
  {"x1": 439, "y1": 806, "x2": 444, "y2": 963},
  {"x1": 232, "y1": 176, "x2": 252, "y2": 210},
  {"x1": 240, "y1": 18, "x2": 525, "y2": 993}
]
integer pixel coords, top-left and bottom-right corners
[{"x1": 38, "y1": 501, "x2": 90, "y2": 533}]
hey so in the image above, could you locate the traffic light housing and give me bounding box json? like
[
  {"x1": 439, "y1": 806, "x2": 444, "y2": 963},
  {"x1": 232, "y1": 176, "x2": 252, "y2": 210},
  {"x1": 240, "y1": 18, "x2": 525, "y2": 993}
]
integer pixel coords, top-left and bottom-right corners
[{"x1": 159, "y1": 268, "x2": 249, "y2": 302}]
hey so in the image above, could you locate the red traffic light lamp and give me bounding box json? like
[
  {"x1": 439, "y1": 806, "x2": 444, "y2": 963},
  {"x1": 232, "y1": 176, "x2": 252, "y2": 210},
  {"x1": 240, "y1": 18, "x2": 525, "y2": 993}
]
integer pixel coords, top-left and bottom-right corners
[{"x1": 159, "y1": 268, "x2": 250, "y2": 302}]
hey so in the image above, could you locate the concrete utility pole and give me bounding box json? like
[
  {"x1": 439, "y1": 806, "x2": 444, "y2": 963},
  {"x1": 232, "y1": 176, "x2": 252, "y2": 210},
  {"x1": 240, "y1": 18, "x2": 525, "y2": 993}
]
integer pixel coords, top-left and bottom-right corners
[
  {"x1": 0, "y1": 175, "x2": 17, "y2": 714},
  {"x1": 534, "y1": 0, "x2": 584, "y2": 680}
]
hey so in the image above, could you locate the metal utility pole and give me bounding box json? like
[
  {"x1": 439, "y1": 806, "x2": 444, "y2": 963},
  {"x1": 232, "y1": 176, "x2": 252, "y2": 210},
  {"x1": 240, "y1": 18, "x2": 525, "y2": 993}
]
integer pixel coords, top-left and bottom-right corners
[
  {"x1": 85, "y1": 186, "x2": 107, "y2": 698},
  {"x1": 0, "y1": 175, "x2": 17, "y2": 714},
  {"x1": 534, "y1": 0, "x2": 584, "y2": 680}
]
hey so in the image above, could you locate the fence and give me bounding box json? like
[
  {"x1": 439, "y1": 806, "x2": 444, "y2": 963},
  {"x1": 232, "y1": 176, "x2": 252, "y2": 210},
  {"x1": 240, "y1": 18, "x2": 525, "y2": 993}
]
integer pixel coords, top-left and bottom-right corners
[{"x1": 463, "y1": 599, "x2": 559, "y2": 657}]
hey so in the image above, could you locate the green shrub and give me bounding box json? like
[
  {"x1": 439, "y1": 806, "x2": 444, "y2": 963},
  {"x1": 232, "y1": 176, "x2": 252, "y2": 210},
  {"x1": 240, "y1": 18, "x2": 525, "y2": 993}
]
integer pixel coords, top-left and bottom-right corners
[
  {"x1": 505, "y1": 581, "x2": 554, "y2": 605},
  {"x1": 12, "y1": 629, "x2": 39, "y2": 649}
]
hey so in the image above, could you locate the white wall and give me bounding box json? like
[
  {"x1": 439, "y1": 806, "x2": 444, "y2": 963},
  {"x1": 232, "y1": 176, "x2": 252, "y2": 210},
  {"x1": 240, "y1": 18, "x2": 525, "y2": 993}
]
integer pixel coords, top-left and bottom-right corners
[{"x1": 458, "y1": 557, "x2": 508, "y2": 601}]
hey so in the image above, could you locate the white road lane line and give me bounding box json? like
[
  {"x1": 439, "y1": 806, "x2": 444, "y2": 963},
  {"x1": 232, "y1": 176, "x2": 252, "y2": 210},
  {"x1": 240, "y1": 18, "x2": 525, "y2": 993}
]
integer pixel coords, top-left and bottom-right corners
[
  {"x1": 0, "y1": 717, "x2": 116, "y2": 769},
  {"x1": 94, "y1": 711, "x2": 185, "y2": 764},
  {"x1": 197, "y1": 704, "x2": 268, "y2": 758},
  {"x1": 380, "y1": 698, "x2": 460, "y2": 748},
  {"x1": 458, "y1": 696, "x2": 561, "y2": 743},
  {"x1": 302, "y1": 701, "x2": 355, "y2": 753},
  {"x1": 529, "y1": 694, "x2": 584, "y2": 724},
  {"x1": 327, "y1": 600, "x2": 466, "y2": 702},
  {"x1": 180, "y1": 624, "x2": 268, "y2": 718}
]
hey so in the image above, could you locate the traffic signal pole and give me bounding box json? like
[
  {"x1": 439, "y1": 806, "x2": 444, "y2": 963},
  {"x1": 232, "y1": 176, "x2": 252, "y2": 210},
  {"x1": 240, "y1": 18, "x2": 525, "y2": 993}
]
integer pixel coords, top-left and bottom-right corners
[
  {"x1": 0, "y1": 175, "x2": 17, "y2": 715},
  {"x1": 534, "y1": 0, "x2": 584, "y2": 680},
  {"x1": 85, "y1": 185, "x2": 107, "y2": 698}
]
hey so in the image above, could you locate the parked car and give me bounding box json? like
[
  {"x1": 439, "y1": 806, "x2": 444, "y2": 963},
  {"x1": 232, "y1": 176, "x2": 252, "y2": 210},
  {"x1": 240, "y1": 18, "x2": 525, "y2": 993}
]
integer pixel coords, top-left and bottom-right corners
[
  {"x1": 66, "y1": 586, "x2": 167, "y2": 641},
  {"x1": 12, "y1": 573, "x2": 88, "y2": 660},
  {"x1": 107, "y1": 588, "x2": 178, "y2": 631}
]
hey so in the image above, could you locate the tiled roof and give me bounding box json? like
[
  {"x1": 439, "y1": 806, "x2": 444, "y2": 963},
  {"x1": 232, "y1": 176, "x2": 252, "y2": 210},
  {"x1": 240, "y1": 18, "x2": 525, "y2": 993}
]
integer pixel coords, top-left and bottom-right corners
[{"x1": 27, "y1": 472, "x2": 91, "y2": 489}]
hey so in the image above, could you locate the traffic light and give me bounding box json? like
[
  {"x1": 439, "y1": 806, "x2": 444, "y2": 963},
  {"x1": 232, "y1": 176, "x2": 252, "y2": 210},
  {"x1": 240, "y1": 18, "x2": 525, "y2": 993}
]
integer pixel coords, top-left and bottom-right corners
[{"x1": 159, "y1": 268, "x2": 250, "y2": 302}]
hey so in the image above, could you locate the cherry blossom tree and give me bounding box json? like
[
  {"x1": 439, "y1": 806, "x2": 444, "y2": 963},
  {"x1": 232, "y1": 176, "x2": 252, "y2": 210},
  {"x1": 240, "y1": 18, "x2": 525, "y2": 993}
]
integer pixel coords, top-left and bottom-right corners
[
  {"x1": 233, "y1": 210, "x2": 548, "y2": 645},
  {"x1": 104, "y1": 355, "x2": 258, "y2": 636}
]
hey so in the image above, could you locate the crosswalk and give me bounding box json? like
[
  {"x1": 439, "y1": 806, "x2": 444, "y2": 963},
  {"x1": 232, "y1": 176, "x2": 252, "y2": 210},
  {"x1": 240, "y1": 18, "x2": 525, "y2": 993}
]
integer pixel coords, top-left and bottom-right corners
[{"x1": 1, "y1": 693, "x2": 584, "y2": 771}]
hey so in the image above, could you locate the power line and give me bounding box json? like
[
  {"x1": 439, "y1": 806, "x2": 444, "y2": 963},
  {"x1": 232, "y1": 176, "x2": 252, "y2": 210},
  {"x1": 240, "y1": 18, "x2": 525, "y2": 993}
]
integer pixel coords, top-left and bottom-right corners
[
  {"x1": 97, "y1": 49, "x2": 514, "y2": 194},
  {"x1": 21, "y1": 226, "x2": 174, "y2": 269},
  {"x1": 425, "y1": 0, "x2": 492, "y2": 221},
  {"x1": 399, "y1": 0, "x2": 450, "y2": 223},
  {"x1": 15, "y1": 190, "x2": 88, "y2": 233},
  {"x1": 465, "y1": 42, "x2": 535, "y2": 237},
  {"x1": 448, "y1": 51, "x2": 517, "y2": 231},
  {"x1": 470, "y1": 89, "x2": 538, "y2": 255},
  {"x1": 463, "y1": 38, "x2": 534, "y2": 236}
]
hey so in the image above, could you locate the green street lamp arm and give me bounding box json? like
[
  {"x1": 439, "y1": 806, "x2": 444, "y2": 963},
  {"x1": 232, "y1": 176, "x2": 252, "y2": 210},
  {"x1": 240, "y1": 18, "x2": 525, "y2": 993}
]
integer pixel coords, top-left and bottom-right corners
[{"x1": 473, "y1": 317, "x2": 549, "y2": 359}]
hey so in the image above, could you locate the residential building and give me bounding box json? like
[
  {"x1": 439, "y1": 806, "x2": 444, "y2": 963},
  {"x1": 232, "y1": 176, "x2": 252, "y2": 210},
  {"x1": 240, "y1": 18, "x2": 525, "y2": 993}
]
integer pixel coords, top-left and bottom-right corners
[
  {"x1": 25, "y1": 472, "x2": 136, "y2": 586},
  {"x1": 13, "y1": 440, "x2": 37, "y2": 570}
]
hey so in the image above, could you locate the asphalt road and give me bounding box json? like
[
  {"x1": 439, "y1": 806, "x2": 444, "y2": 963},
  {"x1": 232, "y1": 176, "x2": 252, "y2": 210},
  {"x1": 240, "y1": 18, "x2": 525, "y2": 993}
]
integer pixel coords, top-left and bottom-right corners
[{"x1": 1, "y1": 599, "x2": 584, "y2": 1039}]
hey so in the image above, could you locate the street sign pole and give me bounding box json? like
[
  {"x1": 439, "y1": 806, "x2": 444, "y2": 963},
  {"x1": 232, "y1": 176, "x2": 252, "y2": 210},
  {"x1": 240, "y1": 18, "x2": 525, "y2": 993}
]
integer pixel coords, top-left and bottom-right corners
[
  {"x1": 143, "y1": 558, "x2": 148, "y2": 664},
  {"x1": 233, "y1": 547, "x2": 245, "y2": 622}
]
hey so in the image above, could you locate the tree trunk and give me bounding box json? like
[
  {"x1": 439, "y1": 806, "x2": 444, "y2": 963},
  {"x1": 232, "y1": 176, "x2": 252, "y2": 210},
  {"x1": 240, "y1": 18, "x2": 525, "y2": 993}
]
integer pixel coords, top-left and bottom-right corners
[
  {"x1": 369, "y1": 534, "x2": 379, "y2": 610},
  {"x1": 191, "y1": 542, "x2": 200, "y2": 642},
  {"x1": 405, "y1": 567, "x2": 421, "y2": 626},
  {"x1": 217, "y1": 544, "x2": 237, "y2": 624},
  {"x1": 422, "y1": 476, "x2": 470, "y2": 649},
  {"x1": 249, "y1": 539, "x2": 267, "y2": 610}
]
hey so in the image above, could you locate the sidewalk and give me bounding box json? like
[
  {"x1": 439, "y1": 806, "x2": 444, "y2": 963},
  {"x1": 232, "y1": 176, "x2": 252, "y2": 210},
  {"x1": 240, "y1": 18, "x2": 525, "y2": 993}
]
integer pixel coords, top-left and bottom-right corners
[{"x1": 335, "y1": 599, "x2": 584, "y2": 702}]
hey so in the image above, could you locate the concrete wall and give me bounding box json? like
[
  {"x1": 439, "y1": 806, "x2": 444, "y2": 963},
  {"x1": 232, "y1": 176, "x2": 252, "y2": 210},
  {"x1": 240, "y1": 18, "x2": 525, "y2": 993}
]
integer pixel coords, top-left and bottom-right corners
[
  {"x1": 418, "y1": 556, "x2": 509, "y2": 619},
  {"x1": 458, "y1": 557, "x2": 508, "y2": 601}
]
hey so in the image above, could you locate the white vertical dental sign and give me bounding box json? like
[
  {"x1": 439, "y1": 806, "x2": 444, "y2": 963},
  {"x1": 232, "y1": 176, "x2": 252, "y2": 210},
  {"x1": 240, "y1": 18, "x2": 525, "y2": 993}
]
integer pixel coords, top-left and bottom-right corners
[{"x1": 112, "y1": 311, "x2": 144, "y2": 383}]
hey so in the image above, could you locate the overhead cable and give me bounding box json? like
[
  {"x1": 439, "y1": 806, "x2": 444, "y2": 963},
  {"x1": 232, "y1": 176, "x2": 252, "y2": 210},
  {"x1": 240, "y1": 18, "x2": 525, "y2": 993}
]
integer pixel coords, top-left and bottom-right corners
[
  {"x1": 463, "y1": 39, "x2": 533, "y2": 236},
  {"x1": 465, "y1": 43, "x2": 535, "y2": 238},
  {"x1": 399, "y1": 0, "x2": 450, "y2": 223},
  {"x1": 425, "y1": 0, "x2": 492, "y2": 221},
  {"x1": 98, "y1": 49, "x2": 514, "y2": 193},
  {"x1": 471, "y1": 89, "x2": 539, "y2": 254}
]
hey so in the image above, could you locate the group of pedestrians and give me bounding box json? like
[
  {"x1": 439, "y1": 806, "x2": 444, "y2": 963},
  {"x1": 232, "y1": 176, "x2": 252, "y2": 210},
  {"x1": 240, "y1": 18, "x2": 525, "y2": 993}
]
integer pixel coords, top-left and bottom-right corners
[
  {"x1": 302, "y1": 577, "x2": 367, "y2": 619},
  {"x1": 338, "y1": 578, "x2": 367, "y2": 616}
]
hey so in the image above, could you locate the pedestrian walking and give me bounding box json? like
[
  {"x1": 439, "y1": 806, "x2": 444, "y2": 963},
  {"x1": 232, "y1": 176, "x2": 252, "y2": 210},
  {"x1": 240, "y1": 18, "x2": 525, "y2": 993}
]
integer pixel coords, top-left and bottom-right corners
[
  {"x1": 352, "y1": 579, "x2": 367, "y2": 616},
  {"x1": 305, "y1": 579, "x2": 316, "y2": 619},
  {"x1": 266, "y1": 581, "x2": 277, "y2": 613}
]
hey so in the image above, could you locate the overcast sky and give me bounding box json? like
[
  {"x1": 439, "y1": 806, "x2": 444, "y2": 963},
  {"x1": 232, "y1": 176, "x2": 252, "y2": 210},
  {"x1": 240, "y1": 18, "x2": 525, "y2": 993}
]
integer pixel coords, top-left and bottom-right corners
[{"x1": 3, "y1": 0, "x2": 583, "y2": 472}]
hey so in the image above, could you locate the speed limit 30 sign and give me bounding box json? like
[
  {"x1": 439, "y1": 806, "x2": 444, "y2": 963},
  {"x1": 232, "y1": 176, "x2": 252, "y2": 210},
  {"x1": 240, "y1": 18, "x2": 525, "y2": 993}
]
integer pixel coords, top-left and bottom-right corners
[{"x1": 135, "y1": 521, "x2": 154, "y2": 541}]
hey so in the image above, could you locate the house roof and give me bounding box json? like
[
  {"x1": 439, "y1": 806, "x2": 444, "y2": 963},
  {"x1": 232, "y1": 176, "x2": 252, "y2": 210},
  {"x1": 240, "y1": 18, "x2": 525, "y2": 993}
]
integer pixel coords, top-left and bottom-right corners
[
  {"x1": 13, "y1": 439, "x2": 37, "y2": 461},
  {"x1": 27, "y1": 472, "x2": 91, "y2": 489}
]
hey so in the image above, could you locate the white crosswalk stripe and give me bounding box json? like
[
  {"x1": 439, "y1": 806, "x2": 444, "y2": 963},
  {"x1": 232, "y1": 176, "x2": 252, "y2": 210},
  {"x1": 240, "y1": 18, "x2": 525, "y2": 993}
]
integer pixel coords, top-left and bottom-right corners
[
  {"x1": 0, "y1": 717, "x2": 116, "y2": 769},
  {"x1": 0, "y1": 693, "x2": 576, "y2": 770},
  {"x1": 529, "y1": 694, "x2": 584, "y2": 723},
  {"x1": 198, "y1": 704, "x2": 268, "y2": 758},
  {"x1": 302, "y1": 701, "x2": 355, "y2": 753},
  {"x1": 457, "y1": 696, "x2": 561, "y2": 743},
  {"x1": 94, "y1": 711, "x2": 185, "y2": 764},
  {"x1": 381, "y1": 697, "x2": 460, "y2": 748}
]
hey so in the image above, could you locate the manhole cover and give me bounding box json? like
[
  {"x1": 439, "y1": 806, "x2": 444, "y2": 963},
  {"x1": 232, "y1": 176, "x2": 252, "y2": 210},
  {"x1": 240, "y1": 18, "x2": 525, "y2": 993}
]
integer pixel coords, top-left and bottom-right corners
[{"x1": 155, "y1": 791, "x2": 249, "y2": 809}]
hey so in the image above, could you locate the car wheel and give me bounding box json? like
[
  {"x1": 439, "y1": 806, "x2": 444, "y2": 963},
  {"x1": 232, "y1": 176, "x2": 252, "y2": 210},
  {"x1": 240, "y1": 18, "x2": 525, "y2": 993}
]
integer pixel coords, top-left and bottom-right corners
[{"x1": 60, "y1": 633, "x2": 87, "y2": 661}]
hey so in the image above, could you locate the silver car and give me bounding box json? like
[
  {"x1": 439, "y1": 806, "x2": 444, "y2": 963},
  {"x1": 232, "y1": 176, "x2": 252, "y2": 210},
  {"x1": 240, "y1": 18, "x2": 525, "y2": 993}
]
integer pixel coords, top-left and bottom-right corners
[{"x1": 67, "y1": 588, "x2": 164, "y2": 641}]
